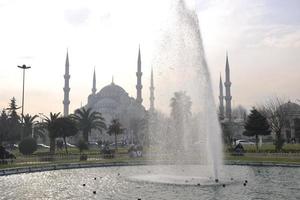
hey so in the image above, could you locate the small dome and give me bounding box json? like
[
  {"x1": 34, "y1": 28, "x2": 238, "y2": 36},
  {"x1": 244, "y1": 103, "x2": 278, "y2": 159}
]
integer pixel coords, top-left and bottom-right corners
[{"x1": 280, "y1": 101, "x2": 300, "y2": 114}]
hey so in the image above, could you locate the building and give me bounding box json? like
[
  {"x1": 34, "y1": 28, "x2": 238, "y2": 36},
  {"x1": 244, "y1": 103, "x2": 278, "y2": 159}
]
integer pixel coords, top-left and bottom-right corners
[
  {"x1": 219, "y1": 53, "x2": 246, "y2": 141},
  {"x1": 218, "y1": 54, "x2": 300, "y2": 143},
  {"x1": 63, "y1": 47, "x2": 153, "y2": 143},
  {"x1": 280, "y1": 101, "x2": 300, "y2": 142},
  {"x1": 219, "y1": 53, "x2": 232, "y2": 122}
]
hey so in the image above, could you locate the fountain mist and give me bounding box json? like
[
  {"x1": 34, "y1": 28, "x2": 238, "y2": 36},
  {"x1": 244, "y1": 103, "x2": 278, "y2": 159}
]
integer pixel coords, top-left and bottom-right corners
[{"x1": 147, "y1": 0, "x2": 223, "y2": 180}]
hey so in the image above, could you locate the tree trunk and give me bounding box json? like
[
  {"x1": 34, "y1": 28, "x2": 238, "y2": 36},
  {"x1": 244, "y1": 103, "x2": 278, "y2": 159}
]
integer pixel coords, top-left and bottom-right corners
[
  {"x1": 63, "y1": 137, "x2": 68, "y2": 155},
  {"x1": 115, "y1": 132, "x2": 118, "y2": 151},
  {"x1": 50, "y1": 137, "x2": 55, "y2": 154},
  {"x1": 83, "y1": 130, "x2": 89, "y2": 142},
  {"x1": 275, "y1": 131, "x2": 284, "y2": 152},
  {"x1": 255, "y1": 134, "x2": 259, "y2": 152}
]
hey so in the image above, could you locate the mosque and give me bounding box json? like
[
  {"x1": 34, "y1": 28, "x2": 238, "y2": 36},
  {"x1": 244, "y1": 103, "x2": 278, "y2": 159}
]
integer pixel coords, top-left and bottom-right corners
[
  {"x1": 218, "y1": 54, "x2": 300, "y2": 143},
  {"x1": 62, "y1": 47, "x2": 300, "y2": 144},
  {"x1": 218, "y1": 53, "x2": 232, "y2": 122},
  {"x1": 62, "y1": 48, "x2": 155, "y2": 143}
]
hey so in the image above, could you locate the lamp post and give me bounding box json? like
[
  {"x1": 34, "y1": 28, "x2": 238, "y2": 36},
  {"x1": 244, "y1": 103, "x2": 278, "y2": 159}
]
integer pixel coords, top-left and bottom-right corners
[{"x1": 18, "y1": 64, "x2": 31, "y2": 139}]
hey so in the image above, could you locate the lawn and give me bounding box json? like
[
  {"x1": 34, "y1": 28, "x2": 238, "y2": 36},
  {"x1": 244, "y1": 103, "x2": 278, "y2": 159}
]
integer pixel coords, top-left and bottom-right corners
[
  {"x1": 226, "y1": 143, "x2": 300, "y2": 153},
  {"x1": 1, "y1": 144, "x2": 299, "y2": 170}
]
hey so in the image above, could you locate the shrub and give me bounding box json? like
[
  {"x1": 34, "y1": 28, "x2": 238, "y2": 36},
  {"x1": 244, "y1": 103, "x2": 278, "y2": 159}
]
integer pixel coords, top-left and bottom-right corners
[
  {"x1": 80, "y1": 154, "x2": 88, "y2": 161},
  {"x1": 19, "y1": 137, "x2": 37, "y2": 155},
  {"x1": 36, "y1": 152, "x2": 54, "y2": 162},
  {"x1": 56, "y1": 140, "x2": 64, "y2": 150},
  {"x1": 101, "y1": 145, "x2": 115, "y2": 159}
]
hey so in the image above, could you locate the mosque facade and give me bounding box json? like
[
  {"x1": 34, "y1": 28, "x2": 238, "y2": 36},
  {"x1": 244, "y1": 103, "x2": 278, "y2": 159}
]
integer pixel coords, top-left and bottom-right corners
[{"x1": 63, "y1": 47, "x2": 155, "y2": 143}]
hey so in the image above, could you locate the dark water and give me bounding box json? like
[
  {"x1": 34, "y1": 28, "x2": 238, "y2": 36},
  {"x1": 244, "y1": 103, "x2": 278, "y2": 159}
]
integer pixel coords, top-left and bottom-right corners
[{"x1": 0, "y1": 165, "x2": 299, "y2": 200}]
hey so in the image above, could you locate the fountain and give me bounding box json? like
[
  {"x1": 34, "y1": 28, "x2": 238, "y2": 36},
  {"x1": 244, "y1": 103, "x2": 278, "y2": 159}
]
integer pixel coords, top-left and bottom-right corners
[{"x1": 131, "y1": 0, "x2": 223, "y2": 185}]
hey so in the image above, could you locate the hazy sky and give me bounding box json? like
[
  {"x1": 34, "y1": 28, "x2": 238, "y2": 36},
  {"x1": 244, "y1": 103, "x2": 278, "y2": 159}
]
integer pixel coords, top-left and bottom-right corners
[{"x1": 0, "y1": 0, "x2": 299, "y2": 116}]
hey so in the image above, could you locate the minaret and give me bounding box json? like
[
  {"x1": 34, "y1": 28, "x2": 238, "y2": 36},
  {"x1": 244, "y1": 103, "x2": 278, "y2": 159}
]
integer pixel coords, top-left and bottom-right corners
[
  {"x1": 149, "y1": 68, "x2": 155, "y2": 112},
  {"x1": 63, "y1": 50, "x2": 70, "y2": 117},
  {"x1": 219, "y1": 74, "x2": 224, "y2": 120},
  {"x1": 136, "y1": 46, "x2": 143, "y2": 104},
  {"x1": 92, "y1": 68, "x2": 96, "y2": 95},
  {"x1": 224, "y1": 53, "x2": 232, "y2": 120}
]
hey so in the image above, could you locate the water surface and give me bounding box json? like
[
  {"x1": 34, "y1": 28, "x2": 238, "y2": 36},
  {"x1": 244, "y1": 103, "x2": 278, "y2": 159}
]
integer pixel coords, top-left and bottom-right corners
[{"x1": 1, "y1": 165, "x2": 299, "y2": 200}]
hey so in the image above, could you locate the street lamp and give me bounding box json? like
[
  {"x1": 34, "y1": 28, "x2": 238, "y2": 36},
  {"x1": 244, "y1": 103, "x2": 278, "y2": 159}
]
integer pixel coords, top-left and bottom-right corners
[{"x1": 18, "y1": 64, "x2": 31, "y2": 139}]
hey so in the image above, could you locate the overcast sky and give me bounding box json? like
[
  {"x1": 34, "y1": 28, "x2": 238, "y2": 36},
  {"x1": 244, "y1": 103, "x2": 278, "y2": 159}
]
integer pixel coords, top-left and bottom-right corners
[{"x1": 0, "y1": 0, "x2": 299, "y2": 116}]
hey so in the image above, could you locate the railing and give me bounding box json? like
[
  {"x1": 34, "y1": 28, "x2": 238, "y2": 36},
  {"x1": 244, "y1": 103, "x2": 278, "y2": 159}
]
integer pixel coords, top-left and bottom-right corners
[
  {"x1": 1, "y1": 151, "x2": 299, "y2": 167},
  {"x1": 0, "y1": 153, "x2": 129, "y2": 166},
  {"x1": 241, "y1": 152, "x2": 300, "y2": 157}
]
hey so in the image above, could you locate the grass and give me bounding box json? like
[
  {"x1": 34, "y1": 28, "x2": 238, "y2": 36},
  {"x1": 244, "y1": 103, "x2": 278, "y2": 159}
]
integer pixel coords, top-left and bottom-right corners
[
  {"x1": 1, "y1": 144, "x2": 299, "y2": 170},
  {"x1": 0, "y1": 155, "x2": 145, "y2": 170},
  {"x1": 226, "y1": 143, "x2": 300, "y2": 153},
  {"x1": 225, "y1": 154, "x2": 300, "y2": 164}
]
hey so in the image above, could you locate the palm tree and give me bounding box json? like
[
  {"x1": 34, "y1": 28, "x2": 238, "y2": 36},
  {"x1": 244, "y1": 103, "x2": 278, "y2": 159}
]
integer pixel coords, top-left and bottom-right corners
[
  {"x1": 170, "y1": 91, "x2": 192, "y2": 150},
  {"x1": 22, "y1": 114, "x2": 38, "y2": 138},
  {"x1": 51, "y1": 117, "x2": 78, "y2": 154},
  {"x1": 70, "y1": 108, "x2": 106, "y2": 142},
  {"x1": 41, "y1": 112, "x2": 60, "y2": 154},
  {"x1": 107, "y1": 119, "x2": 123, "y2": 150},
  {"x1": 170, "y1": 91, "x2": 192, "y2": 121}
]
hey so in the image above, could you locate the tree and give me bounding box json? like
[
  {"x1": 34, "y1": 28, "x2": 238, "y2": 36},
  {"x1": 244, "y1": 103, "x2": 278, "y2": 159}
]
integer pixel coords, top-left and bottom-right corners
[
  {"x1": 0, "y1": 109, "x2": 9, "y2": 144},
  {"x1": 7, "y1": 97, "x2": 21, "y2": 122},
  {"x1": 41, "y1": 112, "x2": 61, "y2": 154},
  {"x1": 243, "y1": 108, "x2": 271, "y2": 151},
  {"x1": 19, "y1": 137, "x2": 37, "y2": 155},
  {"x1": 259, "y1": 97, "x2": 288, "y2": 152},
  {"x1": 107, "y1": 119, "x2": 123, "y2": 150},
  {"x1": 77, "y1": 139, "x2": 88, "y2": 154},
  {"x1": 71, "y1": 108, "x2": 106, "y2": 142},
  {"x1": 6, "y1": 97, "x2": 21, "y2": 143},
  {"x1": 221, "y1": 121, "x2": 235, "y2": 147},
  {"x1": 50, "y1": 117, "x2": 78, "y2": 154},
  {"x1": 170, "y1": 91, "x2": 192, "y2": 148},
  {"x1": 170, "y1": 91, "x2": 192, "y2": 122},
  {"x1": 232, "y1": 105, "x2": 248, "y2": 121},
  {"x1": 32, "y1": 123, "x2": 47, "y2": 143},
  {"x1": 129, "y1": 114, "x2": 150, "y2": 146},
  {"x1": 139, "y1": 113, "x2": 150, "y2": 147},
  {"x1": 22, "y1": 114, "x2": 38, "y2": 138}
]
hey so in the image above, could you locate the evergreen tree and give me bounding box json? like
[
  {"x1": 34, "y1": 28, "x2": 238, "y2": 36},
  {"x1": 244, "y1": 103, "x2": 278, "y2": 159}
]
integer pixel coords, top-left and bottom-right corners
[
  {"x1": 243, "y1": 108, "x2": 271, "y2": 151},
  {"x1": 6, "y1": 97, "x2": 21, "y2": 143},
  {"x1": 7, "y1": 97, "x2": 21, "y2": 122},
  {"x1": 0, "y1": 109, "x2": 9, "y2": 144}
]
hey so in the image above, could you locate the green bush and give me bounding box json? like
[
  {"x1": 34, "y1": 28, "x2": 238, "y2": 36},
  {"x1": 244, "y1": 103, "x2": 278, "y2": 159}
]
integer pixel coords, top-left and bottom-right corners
[
  {"x1": 19, "y1": 137, "x2": 37, "y2": 155},
  {"x1": 80, "y1": 154, "x2": 88, "y2": 161}
]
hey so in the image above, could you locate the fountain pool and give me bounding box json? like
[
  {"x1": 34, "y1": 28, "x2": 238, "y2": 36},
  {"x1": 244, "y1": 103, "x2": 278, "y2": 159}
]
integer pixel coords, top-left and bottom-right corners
[{"x1": 1, "y1": 165, "x2": 299, "y2": 200}]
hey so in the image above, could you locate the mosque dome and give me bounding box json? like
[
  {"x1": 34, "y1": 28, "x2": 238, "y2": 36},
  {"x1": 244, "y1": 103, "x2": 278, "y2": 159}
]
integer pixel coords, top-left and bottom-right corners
[
  {"x1": 97, "y1": 82, "x2": 128, "y2": 102},
  {"x1": 96, "y1": 98, "x2": 118, "y2": 109}
]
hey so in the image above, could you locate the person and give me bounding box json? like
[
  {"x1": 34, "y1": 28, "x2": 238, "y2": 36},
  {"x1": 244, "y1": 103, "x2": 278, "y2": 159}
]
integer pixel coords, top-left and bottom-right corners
[{"x1": 233, "y1": 143, "x2": 244, "y2": 156}]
